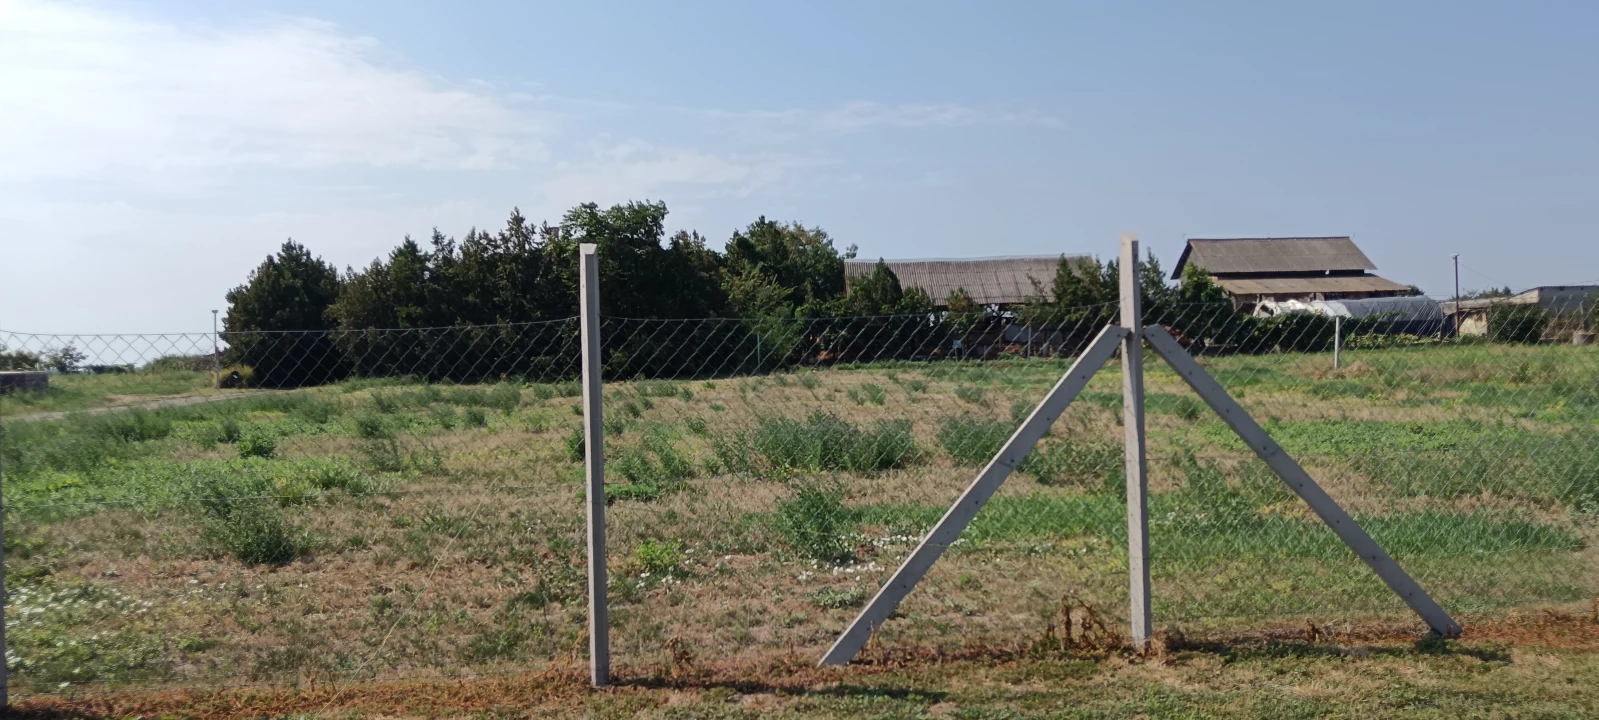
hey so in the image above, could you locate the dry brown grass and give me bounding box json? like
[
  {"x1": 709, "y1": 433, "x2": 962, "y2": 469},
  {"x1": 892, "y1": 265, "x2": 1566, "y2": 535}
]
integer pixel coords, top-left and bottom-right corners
[{"x1": 13, "y1": 611, "x2": 1599, "y2": 720}]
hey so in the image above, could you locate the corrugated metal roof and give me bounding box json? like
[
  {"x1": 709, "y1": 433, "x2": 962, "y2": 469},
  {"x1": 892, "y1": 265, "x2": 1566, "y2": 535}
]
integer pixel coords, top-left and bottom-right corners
[
  {"x1": 1172, "y1": 237, "x2": 1376, "y2": 278},
  {"x1": 1212, "y1": 275, "x2": 1409, "y2": 295},
  {"x1": 844, "y1": 256, "x2": 1089, "y2": 306}
]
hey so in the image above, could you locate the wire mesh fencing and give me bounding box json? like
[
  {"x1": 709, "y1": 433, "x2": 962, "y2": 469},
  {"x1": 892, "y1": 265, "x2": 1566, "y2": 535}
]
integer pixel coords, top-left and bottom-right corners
[
  {"x1": 1, "y1": 296, "x2": 1596, "y2": 697},
  {"x1": 1, "y1": 322, "x2": 591, "y2": 698},
  {"x1": 593, "y1": 313, "x2": 1132, "y2": 669},
  {"x1": 590, "y1": 300, "x2": 1598, "y2": 665}
]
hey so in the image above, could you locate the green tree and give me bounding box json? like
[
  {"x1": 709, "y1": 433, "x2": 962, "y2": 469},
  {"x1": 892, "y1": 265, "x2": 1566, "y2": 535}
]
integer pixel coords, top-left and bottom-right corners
[
  {"x1": 223, "y1": 240, "x2": 343, "y2": 386},
  {"x1": 725, "y1": 217, "x2": 854, "y2": 309}
]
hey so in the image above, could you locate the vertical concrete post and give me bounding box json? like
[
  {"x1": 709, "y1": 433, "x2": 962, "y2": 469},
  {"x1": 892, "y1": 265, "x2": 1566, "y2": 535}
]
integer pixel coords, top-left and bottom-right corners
[
  {"x1": 212, "y1": 309, "x2": 221, "y2": 389},
  {"x1": 1334, "y1": 315, "x2": 1342, "y2": 370},
  {"x1": 0, "y1": 419, "x2": 9, "y2": 707},
  {"x1": 578, "y1": 243, "x2": 610, "y2": 687},
  {"x1": 1119, "y1": 233, "x2": 1152, "y2": 648}
]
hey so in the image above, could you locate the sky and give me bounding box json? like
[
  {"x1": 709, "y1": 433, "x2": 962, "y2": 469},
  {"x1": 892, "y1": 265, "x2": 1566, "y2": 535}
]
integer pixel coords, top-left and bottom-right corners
[{"x1": 3, "y1": 0, "x2": 1597, "y2": 334}]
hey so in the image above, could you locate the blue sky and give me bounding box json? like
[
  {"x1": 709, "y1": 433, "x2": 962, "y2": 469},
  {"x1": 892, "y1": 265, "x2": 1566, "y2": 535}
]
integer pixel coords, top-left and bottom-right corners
[{"x1": 3, "y1": 0, "x2": 1597, "y2": 332}]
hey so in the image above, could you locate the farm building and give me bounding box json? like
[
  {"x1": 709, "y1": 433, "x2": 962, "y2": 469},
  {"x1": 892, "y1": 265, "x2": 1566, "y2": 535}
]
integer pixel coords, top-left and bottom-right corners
[
  {"x1": 1441, "y1": 285, "x2": 1598, "y2": 337},
  {"x1": 1171, "y1": 236, "x2": 1411, "y2": 310},
  {"x1": 843, "y1": 255, "x2": 1090, "y2": 308}
]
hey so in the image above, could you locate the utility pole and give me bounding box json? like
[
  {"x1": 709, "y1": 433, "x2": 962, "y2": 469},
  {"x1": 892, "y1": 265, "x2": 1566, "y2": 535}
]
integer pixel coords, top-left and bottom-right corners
[
  {"x1": 1452, "y1": 255, "x2": 1460, "y2": 340},
  {"x1": 212, "y1": 309, "x2": 221, "y2": 389}
]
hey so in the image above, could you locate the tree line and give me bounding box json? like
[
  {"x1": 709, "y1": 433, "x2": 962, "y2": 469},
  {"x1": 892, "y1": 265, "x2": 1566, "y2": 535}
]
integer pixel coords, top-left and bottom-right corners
[{"x1": 219, "y1": 200, "x2": 1402, "y2": 386}]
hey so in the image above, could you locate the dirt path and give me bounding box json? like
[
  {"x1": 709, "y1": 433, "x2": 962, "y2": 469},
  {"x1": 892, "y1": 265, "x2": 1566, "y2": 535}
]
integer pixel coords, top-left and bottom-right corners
[{"x1": 8, "y1": 391, "x2": 263, "y2": 422}]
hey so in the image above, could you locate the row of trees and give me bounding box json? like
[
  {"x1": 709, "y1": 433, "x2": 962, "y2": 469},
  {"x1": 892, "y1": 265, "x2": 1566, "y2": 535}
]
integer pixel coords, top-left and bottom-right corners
[{"x1": 216, "y1": 199, "x2": 1436, "y2": 386}]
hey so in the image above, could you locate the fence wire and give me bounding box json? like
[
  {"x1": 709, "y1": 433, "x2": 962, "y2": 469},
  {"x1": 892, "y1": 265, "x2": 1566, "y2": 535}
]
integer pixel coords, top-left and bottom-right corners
[
  {"x1": 1, "y1": 321, "x2": 590, "y2": 698},
  {"x1": 2, "y1": 297, "x2": 1596, "y2": 697}
]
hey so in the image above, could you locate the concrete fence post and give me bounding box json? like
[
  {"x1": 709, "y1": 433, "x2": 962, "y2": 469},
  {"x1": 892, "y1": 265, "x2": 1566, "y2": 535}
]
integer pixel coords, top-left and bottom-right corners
[
  {"x1": 1119, "y1": 233, "x2": 1152, "y2": 648},
  {"x1": 578, "y1": 243, "x2": 610, "y2": 687},
  {"x1": 1333, "y1": 315, "x2": 1342, "y2": 370},
  {"x1": 1, "y1": 426, "x2": 9, "y2": 708}
]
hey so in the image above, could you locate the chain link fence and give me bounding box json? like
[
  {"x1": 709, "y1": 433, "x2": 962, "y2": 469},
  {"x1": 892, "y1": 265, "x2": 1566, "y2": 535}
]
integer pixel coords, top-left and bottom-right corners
[
  {"x1": 2, "y1": 296, "x2": 1596, "y2": 697},
  {"x1": 1, "y1": 322, "x2": 591, "y2": 698}
]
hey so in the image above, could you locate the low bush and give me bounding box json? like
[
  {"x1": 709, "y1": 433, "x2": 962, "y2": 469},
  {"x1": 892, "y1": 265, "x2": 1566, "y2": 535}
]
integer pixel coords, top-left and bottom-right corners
[
  {"x1": 430, "y1": 405, "x2": 458, "y2": 429},
  {"x1": 189, "y1": 473, "x2": 305, "y2": 564},
  {"x1": 488, "y1": 382, "x2": 521, "y2": 413},
  {"x1": 463, "y1": 407, "x2": 488, "y2": 427},
  {"x1": 753, "y1": 412, "x2": 916, "y2": 473},
  {"x1": 360, "y1": 437, "x2": 406, "y2": 473},
  {"x1": 937, "y1": 415, "x2": 1013, "y2": 466},
  {"x1": 605, "y1": 433, "x2": 696, "y2": 501},
  {"x1": 1489, "y1": 303, "x2": 1550, "y2": 345},
  {"x1": 1026, "y1": 440, "x2": 1125, "y2": 492},
  {"x1": 353, "y1": 412, "x2": 391, "y2": 439},
  {"x1": 634, "y1": 539, "x2": 685, "y2": 577},
  {"x1": 1146, "y1": 393, "x2": 1205, "y2": 421},
  {"x1": 774, "y1": 482, "x2": 855, "y2": 563},
  {"x1": 289, "y1": 397, "x2": 339, "y2": 425},
  {"x1": 564, "y1": 428, "x2": 585, "y2": 462},
  {"x1": 236, "y1": 430, "x2": 276, "y2": 459},
  {"x1": 955, "y1": 384, "x2": 987, "y2": 405},
  {"x1": 809, "y1": 585, "x2": 868, "y2": 609}
]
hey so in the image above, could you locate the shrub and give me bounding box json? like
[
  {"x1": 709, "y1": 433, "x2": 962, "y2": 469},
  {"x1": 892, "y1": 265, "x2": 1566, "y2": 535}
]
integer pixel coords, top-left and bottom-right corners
[
  {"x1": 97, "y1": 409, "x2": 174, "y2": 444},
  {"x1": 809, "y1": 585, "x2": 868, "y2": 609},
  {"x1": 360, "y1": 437, "x2": 406, "y2": 473},
  {"x1": 1147, "y1": 393, "x2": 1205, "y2": 421},
  {"x1": 189, "y1": 474, "x2": 304, "y2": 564},
  {"x1": 564, "y1": 428, "x2": 585, "y2": 462},
  {"x1": 859, "y1": 383, "x2": 887, "y2": 406},
  {"x1": 753, "y1": 412, "x2": 916, "y2": 473},
  {"x1": 774, "y1": 483, "x2": 855, "y2": 563},
  {"x1": 463, "y1": 407, "x2": 488, "y2": 427},
  {"x1": 1488, "y1": 303, "x2": 1549, "y2": 344},
  {"x1": 353, "y1": 412, "x2": 390, "y2": 439},
  {"x1": 644, "y1": 432, "x2": 694, "y2": 482},
  {"x1": 634, "y1": 380, "x2": 680, "y2": 398},
  {"x1": 955, "y1": 384, "x2": 987, "y2": 405},
  {"x1": 685, "y1": 416, "x2": 709, "y2": 436},
  {"x1": 430, "y1": 405, "x2": 458, "y2": 429},
  {"x1": 218, "y1": 365, "x2": 255, "y2": 389},
  {"x1": 1010, "y1": 400, "x2": 1034, "y2": 424},
  {"x1": 605, "y1": 434, "x2": 695, "y2": 501},
  {"x1": 1026, "y1": 440, "x2": 1126, "y2": 492},
  {"x1": 370, "y1": 392, "x2": 401, "y2": 414},
  {"x1": 236, "y1": 431, "x2": 276, "y2": 459},
  {"x1": 489, "y1": 383, "x2": 521, "y2": 413},
  {"x1": 217, "y1": 416, "x2": 243, "y2": 444},
  {"x1": 289, "y1": 398, "x2": 338, "y2": 425},
  {"x1": 304, "y1": 459, "x2": 373, "y2": 494},
  {"x1": 634, "y1": 539, "x2": 684, "y2": 576},
  {"x1": 937, "y1": 415, "x2": 1012, "y2": 466}
]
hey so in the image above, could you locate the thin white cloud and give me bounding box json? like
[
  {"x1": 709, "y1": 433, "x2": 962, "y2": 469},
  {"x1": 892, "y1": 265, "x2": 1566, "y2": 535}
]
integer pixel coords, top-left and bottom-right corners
[
  {"x1": 0, "y1": 0, "x2": 544, "y2": 187},
  {"x1": 538, "y1": 142, "x2": 814, "y2": 211},
  {"x1": 703, "y1": 101, "x2": 1065, "y2": 134}
]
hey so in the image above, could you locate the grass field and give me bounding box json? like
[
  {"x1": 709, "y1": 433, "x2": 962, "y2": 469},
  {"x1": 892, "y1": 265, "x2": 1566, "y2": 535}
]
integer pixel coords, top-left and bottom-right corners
[
  {"x1": 0, "y1": 368, "x2": 227, "y2": 419},
  {"x1": 2, "y1": 340, "x2": 1596, "y2": 713}
]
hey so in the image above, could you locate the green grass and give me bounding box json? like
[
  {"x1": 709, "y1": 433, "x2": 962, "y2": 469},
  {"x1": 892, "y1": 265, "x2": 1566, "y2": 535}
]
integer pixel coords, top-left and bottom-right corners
[
  {"x1": 3, "y1": 343, "x2": 1597, "y2": 702},
  {"x1": 849, "y1": 454, "x2": 1584, "y2": 562},
  {"x1": 0, "y1": 369, "x2": 222, "y2": 418}
]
